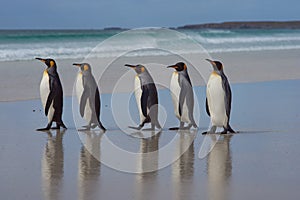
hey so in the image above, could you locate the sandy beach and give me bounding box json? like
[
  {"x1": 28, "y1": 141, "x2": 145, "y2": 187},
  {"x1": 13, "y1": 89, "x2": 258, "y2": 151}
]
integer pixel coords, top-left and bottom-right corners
[
  {"x1": 0, "y1": 48, "x2": 300, "y2": 200},
  {"x1": 1, "y1": 49, "x2": 300, "y2": 101}
]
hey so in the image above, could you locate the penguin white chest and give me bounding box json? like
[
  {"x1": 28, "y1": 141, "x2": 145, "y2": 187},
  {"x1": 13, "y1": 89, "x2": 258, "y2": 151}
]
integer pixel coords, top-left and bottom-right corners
[
  {"x1": 40, "y1": 70, "x2": 54, "y2": 122},
  {"x1": 75, "y1": 73, "x2": 92, "y2": 123},
  {"x1": 170, "y1": 72, "x2": 190, "y2": 123},
  {"x1": 207, "y1": 73, "x2": 227, "y2": 126},
  {"x1": 170, "y1": 72, "x2": 181, "y2": 119},
  {"x1": 134, "y1": 76, "x2": 146, "y2": 124}
]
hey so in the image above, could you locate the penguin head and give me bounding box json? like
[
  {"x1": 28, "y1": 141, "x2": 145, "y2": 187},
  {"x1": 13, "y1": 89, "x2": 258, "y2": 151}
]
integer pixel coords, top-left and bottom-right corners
[
  {"x1": 73, "y1": 63, "x2": 92, "y2": 74},
  {"x1": 35, "y1": 58, "x2": 57, "y2": 69},
  {"x1": 206, "y1": 59, "x2": 223, "y2": 72},
  {"x1": 167, "y1": 62, "x2": 187, "y2": 72},
  {"x1": 125, "y1": 64, "x2": 146, "y2": 74}
]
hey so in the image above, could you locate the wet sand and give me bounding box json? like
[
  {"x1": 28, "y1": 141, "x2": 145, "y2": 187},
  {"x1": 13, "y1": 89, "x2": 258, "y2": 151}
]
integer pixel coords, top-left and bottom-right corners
[{"x1": 0, "y1": 79, "x2": 300, "y2": 200}]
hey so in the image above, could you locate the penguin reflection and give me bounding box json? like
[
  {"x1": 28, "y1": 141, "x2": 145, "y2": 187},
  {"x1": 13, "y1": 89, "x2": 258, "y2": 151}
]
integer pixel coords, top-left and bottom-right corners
[
  {"x1": 207, "y1": 135, "x2": 232, "y2": 200},
  {"x1": 41, "y1": 129, "x2": 65, "y2": 200},
  {"x1": 172, "y1": 130, "x2": 196, "y2": 200},
  {"x1": 78, "y1": 131, "x2": 103, "y2": 200},
  {"x1": 134, "y1": 131, "x2": 160, "y2": 200}
]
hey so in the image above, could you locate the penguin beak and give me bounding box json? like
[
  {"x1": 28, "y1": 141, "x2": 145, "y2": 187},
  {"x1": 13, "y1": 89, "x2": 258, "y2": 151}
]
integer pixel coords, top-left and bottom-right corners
[
  {"x1": 205, "y1": 59, "x2": 218, "y2": 70},
  {"x1": 167, "y1": 65, "x2": 177, "y2": 69},
  {"x1": 35, "y1": 57, "x2": 46, "y2": 63},
  {"x1": 205, "y1": 59, "x2": 215, "y2": 65},
  {"x1": 125, "y1": 64, "x2": 136, "y2": 68},
  {"x1": 73, "y1": 63, "x2": 82, "y2": 67}
]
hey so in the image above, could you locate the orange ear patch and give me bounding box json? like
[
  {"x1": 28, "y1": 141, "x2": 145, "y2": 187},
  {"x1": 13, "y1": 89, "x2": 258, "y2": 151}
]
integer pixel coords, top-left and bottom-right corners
[
  {"x1": 84, "y1": 65, "x2": 89, "y2": 71},
  {"x1": 184, "y1": 64, "x2": 187, "y2": 70},
  {"x1": 50, "y1": 60, "x2": 55, "y2": 67},
  {"x1": 141, "y1": 67, "x2": 145, "y2": 73}
]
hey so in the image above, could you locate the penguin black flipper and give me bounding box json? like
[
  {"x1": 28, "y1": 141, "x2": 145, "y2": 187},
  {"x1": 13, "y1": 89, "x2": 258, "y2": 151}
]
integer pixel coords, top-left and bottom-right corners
[
  {"x1": 178, "y1": 84, "x2": 187, "y2": 117},
  {"x1": 45, "y1": 91, "x2": 55, "y2": 116},
  {"x1": 95, "y1": 87, "x2": 101, "y2": 122},
  {"x1": 141, "y1": 85, "x2": 149, "y2": 118},
  {"x1": 80, "y1": 89, "x2": 89, "y2": 117},
  {"x1": 45, "y1": 79, "x2": 58, "y2": 116},
  {"x1": 205, "y1": 98, "x2": 210, "y2": 116},
  {"x1": 221, "y1": 73, "x2": 235, "y2": 133},
  {"x1": 221, "y1": 74, "x2": 232, "y2": 120},
  {"x1": 94, "y1": 87, "x2": 106, "y2": 131}
]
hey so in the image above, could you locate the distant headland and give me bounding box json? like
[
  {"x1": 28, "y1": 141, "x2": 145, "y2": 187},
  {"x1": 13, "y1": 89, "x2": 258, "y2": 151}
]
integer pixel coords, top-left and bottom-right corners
[
  {"x1": 176, "y1": 21, "x2": 300, "y2": 29},
  {"x1": 103, "y1": 21, "x2": 300, "y2": 30}
]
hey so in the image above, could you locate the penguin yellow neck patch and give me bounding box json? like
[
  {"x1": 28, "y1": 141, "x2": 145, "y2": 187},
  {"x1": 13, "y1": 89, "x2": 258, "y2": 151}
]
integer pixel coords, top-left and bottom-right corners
[{"x1": 211, "y1": 71, "x2": 219, "y2": 76}]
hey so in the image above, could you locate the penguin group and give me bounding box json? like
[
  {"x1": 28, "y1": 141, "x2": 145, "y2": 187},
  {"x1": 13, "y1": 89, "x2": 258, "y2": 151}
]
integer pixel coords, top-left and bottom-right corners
[{"x1": 35, "y1": 58, "x2": 235, "y2": 134}]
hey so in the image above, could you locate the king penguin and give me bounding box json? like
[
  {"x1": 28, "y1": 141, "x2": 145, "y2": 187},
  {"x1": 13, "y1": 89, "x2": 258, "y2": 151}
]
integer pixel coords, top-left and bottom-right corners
[
  {"x1": 35, "y1": 58, "x2": 67, "y2": 131},
  {"x1": 125, "y1": 64, "x2": 161, "y2": 130},
  {"x1": 167, "y1": 62, "x2": 197, "y2": 130},
  {"x1": 204, "y1": 59, "x2": 235, "y2": 134},
  {"x1": 73, "y1": 63, "x2": 106, "y2": 131}
]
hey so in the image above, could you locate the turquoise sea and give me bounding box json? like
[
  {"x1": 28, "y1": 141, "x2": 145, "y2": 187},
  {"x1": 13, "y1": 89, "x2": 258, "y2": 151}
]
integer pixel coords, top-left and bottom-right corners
[{"x1": 0, "y1": 28, "x2": 300, "y2": 61}]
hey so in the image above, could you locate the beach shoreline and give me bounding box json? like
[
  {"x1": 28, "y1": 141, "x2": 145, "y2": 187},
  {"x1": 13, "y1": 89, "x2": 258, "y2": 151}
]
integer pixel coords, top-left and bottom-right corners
[{"x1": 0, "y1": 49, "x2": 300, "y2": 102}]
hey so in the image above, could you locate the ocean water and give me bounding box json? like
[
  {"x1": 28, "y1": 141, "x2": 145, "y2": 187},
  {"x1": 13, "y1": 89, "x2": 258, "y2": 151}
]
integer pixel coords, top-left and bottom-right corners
[{"x1": 0, "y1": 29, "x2": 300, "y2": 61}]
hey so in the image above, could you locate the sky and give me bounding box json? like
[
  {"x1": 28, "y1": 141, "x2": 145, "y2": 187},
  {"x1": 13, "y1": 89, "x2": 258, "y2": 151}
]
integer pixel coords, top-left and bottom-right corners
[{"x1": 0, "y1": 0, "x2": 299, "y2": 29}]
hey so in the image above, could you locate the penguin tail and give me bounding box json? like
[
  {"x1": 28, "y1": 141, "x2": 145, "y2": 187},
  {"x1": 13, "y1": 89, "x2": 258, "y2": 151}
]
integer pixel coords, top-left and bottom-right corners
[
  {"x1": 155, "y1": 122, "x2": 162, "y2": 129},
  {"x1": 60, "y1": 122, "x2": 67, "y2": 129},
  {"x1": 190, "y1": 118, "x2": 198, "y2": 129},
  {"x1": 97, "y1": 121, "x2": 106, "y2": 132},
  {"x1": 227, "y1": 124, "x2": 235, "y2": 133}
]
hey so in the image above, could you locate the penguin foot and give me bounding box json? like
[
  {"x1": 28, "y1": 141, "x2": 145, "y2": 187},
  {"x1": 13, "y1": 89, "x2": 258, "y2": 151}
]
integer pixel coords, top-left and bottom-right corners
[
  {"x1": 128, "y1": 126, "x2": 142, "y2": 130},
  {"x1": 36, "y1": 123, "x2": 52, "y2": 131},
  {"x1": 50, "y1": 126, "x2": 60, "y2": 130},
  {"x1": 170, "y1": 126, "x2": 194, "y2": 131},
  {"x1": 36, "y1": 127, "x2": 51, "y2": 131},
  {"x1": 220, "y1": 130, "x2": 228, "y2": 134},
  {"x1": 55, "y1": 122, "x2": 67, "y2": 129},
  {"x1": 202, "y1": 131, "x2": 208, "y2": 135},
  {"x1": 97, "y1": 122, "x2": 106, "y2": 132},
  {"x1": 98, "y1": 126, "x2": 106, "y2": 132},
  {"x1": 226, "y1": 125, "x2": 235, "y2": 133},
  {"x1": 60, "y1": 124, "x2": 67, "y2": 129}
]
